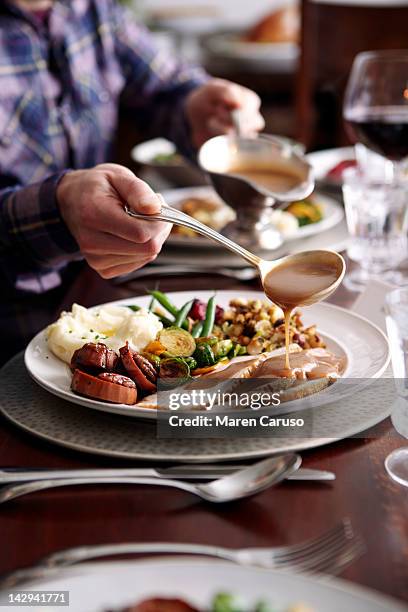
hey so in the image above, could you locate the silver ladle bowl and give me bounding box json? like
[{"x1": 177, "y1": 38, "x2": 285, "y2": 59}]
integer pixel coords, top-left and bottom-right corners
[{"x1": 197, "y1": 134, "x2": 315, "y2": 251}]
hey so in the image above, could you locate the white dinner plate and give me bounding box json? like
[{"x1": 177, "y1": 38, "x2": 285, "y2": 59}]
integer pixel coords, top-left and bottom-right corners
[
  {"x1": 306, "y1": 147, "x2": 355, "y2": 191},
  {"x1": 2, "y1": 559, "x2": 405, "y2": 612},
  {"x1": 164, "y1": 186, "x2": 344, "y2": 249},
  {"x1": 25, "y1": 290, "x2": 390, "y2": 421},
  {"x1": 203, "y1": 31, "x2": 299, "y2": 73}
]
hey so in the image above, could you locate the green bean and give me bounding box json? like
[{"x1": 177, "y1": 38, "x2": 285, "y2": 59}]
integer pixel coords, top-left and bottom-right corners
[
  {"x1": 191, "y1": 320, "x2": 204, "y2": 338},
  {"x1": 126, "y1": 304, "x2": 141, "y2": 312},
  {"x1": 149, "y1": 290, "x2": 178, "y2": 317},
  {"x1": 201, "y1": 296, "x2": 216, "y2": 337},
  {"x1": 174, "y1": 299, "x2": 194, "y2": 328},
  {"x1": 148, "y1": 295, "x2": 156, "y2": 312},
  {"x1": 154, "y1": 311, "x2": 189, "y2": 331},
  {"x1": 155, "y1": 314, "x2": 174, "y2": 328}
]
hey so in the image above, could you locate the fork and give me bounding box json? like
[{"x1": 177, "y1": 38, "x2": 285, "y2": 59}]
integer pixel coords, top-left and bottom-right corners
[
  {"x1": 43, "y1": 519, "x2": 364, "y2": 574},
  {"x1": 113, "y1": 264, "x2": 258, "y2": 283},
  {"x1": 0, "y1": 520, "x2": 364, "y2": 589}
]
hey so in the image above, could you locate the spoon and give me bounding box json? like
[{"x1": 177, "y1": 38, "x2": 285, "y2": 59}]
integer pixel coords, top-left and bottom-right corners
[
  {"x1": 0, "y1": 455, "x2": 301, "y2": 505},
  {"x1": 124, "y1": 204, "x2": 346, "y2": 307}
]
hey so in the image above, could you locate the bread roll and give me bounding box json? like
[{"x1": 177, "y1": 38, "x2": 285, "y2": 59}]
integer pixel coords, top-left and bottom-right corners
[{"x1": 245, "y1": 6, "x2": 300, "y2": 44}]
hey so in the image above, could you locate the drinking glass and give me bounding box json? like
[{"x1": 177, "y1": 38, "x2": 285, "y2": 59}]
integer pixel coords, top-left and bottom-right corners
[
  {"x1": 342, "y1": 167, "x2": 408, "y2": 290},
  {"x1": 385, "y1": 287, "x2": 408, "y2": 487},
  {"x1": 344, "y1": 50, "x2": 408, "y2": 180}
]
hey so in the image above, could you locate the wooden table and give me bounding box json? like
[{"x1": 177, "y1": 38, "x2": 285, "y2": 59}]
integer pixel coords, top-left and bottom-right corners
[{"x1": 0, "y1": 265, "x2": 407, "y2": 603}]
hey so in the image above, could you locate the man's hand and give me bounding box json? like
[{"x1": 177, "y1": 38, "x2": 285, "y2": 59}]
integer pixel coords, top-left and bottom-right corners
[
  {"x1": 185, "y1": 78, "x2": 265, "y2": 148},
  {"x1": 57, "y1": 163, "x2": 171, "y2": 279}
]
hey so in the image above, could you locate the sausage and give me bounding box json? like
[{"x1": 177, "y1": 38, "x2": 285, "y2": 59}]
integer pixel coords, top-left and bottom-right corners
[
  {"x1": 70, "y1": 343, "x2": 118, "y2": 372},
  {"x1": 71, "y1": 369, "x2": 137, "y2": 405},
  {"x1": 133, "y1": 354, "x2": 157, "y2": 383},
  {"x1": 119, "y1": 343, "x2": 157, "y2": 393},
  {"x1": 98, "y1": 372, "x2": 136, "y2": 387},
  {"x1": 123, "y1": 599, "x2": 199, "y2": 612}
]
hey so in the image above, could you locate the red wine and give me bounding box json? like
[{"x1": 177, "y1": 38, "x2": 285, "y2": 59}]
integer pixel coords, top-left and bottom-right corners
[{"x1": 345, "y1": 107, "x2": 408, "y2": 161}]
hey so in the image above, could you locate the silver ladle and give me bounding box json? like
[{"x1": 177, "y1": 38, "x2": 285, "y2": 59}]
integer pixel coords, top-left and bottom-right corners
[{"x1": 124, "y1": 203, "x2": 346, "y2": 307}]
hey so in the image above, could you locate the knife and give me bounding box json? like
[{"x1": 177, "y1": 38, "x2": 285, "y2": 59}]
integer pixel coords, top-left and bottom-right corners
[{"x1": 0, "y1": 465, "x2": 335, "y2": 482}]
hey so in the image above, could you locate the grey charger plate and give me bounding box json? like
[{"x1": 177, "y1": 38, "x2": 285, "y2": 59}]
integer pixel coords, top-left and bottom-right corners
[{"x1": 0, "y1": 353, "x2": 392, "y2": 462}]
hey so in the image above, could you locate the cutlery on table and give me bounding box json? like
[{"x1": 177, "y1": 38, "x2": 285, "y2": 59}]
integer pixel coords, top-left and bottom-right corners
[
  {"x1": 113, "y1": 265, "x2": 258, "y2": 283},
  {"x1": 43, "y1": 519, "x2": 364, "y2": 572},
  {"x1": 0, "y1": 464, "x2": 335, "y2": 483},
  {"x1": 0, "y1": 454, "x2": 301, "y2": 505},
  {"x1": 0, "y1": 519, "x2": 365, "y2": 589}
]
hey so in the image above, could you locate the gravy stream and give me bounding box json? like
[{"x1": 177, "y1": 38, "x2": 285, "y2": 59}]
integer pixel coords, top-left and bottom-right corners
[{"x1": 263, "y1": 259, "x2": 340, "y2": 373}]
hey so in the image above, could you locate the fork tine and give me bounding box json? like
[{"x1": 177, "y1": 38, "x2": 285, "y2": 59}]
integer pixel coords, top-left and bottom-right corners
[
  {"x1": 310, "y1": 539, "x2": 366, "y2": 576},
  {"x1": 274, "y1": 536, "x2": 365, "y2": 574},
  {"x1": 291, "y1": 538, "x2": 366, "y2": 576},
  {"x1": 272, "y1": 520, "x2": 352, "y2": 560},
  {"x1": 274, "y1": 526, "x2": 350, "y2": 563}
]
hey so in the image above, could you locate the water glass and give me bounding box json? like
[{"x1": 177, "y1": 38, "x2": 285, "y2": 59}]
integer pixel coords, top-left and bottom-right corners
[
  {"x1": 385, "y1": 287, "x2": 408, "y2": 487},
  {"x1": 342, "y1": 167, "x2": 408, "y2": 290}
]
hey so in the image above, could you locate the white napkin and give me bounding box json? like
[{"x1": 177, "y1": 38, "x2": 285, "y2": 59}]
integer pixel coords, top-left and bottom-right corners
[
  {"x1": 351, "y1": 279, "x2": 396, "y2": 378},
  {"x1": 351, "y1": 279, "x2": 396, "y2": 333}
]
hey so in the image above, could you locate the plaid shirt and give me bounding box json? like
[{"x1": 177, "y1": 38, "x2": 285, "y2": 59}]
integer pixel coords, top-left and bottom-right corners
[{"x1": 0, "y1": 0, "x2": 206, "y2": 360}]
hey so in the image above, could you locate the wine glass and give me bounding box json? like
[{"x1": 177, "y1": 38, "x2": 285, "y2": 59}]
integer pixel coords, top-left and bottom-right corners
[
  {"x1": 344, "y1": 50, "x2": 408, "y2": 180},
  {"x1": 343, "y1": 51, "x2": 408, "y2": 288},
  {"x1": 384, "y1": 287, "x2": 408, "y2": 487}
]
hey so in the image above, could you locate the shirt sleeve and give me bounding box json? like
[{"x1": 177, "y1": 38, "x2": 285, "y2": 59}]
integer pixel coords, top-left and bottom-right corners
[
  {"x1": 0, "y1": 172, "x2": 81, "y2": 269},
  {"x1": 111, "y1": 3, "x2": 209, "y2": 158}
]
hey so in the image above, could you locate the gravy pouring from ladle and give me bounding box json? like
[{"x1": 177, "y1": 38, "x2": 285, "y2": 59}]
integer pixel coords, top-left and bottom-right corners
[{"x1": 124, "y1": 204, "x2": 346, "y2": 369}]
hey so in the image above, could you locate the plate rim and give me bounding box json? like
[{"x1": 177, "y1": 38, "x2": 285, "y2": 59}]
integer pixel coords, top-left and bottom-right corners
[
  {"x1": 24, "y1": 291, "x2": 390, "y2": 422},
  {"x1": 6, "y1": 557, "x2": 406, "y2": 612},
  {"x1": 4, "y1": 351, "x2": 391, "y2": 462}
]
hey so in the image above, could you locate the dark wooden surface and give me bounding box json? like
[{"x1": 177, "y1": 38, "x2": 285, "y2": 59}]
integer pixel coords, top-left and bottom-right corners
[
  {"x1": 296, "y1": 0, "x2": 408, "y2": 150},
  {"x1": 0, "y1": 264, "x2": 407, "y2": 603}
]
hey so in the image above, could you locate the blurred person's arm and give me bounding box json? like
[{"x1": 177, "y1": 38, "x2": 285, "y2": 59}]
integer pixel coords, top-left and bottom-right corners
[
  {"x1": 0, "y1": 172, "x2": 81, "y2": 292},
  {"x1": 112, "y1": 4, "x2": 263, "y2": 155},
  {"x1": 0, "y1": 165, "x2": 171, "y2": 285}
]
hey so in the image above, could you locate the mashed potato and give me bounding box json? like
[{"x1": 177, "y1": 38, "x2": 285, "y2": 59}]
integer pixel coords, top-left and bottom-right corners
[{"x1": 46, "y1": 303, "x2": 163, "y2": 364}]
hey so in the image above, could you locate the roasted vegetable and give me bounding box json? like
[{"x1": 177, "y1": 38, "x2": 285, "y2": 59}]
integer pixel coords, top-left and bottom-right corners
[
  {"x1": 285, "y1": 200, "x2": 323, "y2": 227},
  {"x1": 212, "y1": 592, "x2": 242, "y2": 612},
  {"x1": 232, "y1": 343, "x2": 247, "y2": 358},
  {"x1": 196, "y1": 336, "x2": 218, "y2": 346},
  {"x1": 183, "y1": 356, "x2": 198, "y2": 370},
  {"x1": 193, "y1": 343, "x2": 216, "y2": 367},
  {"x1": 214, "y1": 339, "x2": 233, "y2": 358},
  {"x1": 159, "y1": 357, "x2": 191, "y2": 382},
  {"x1": 144, "y1": 340, "x2": 166, "y2": 355},
  {"x1": 143, "y1": 352, "x2": 161, "y2": 369},
  {"x1": 188, "y1": 299, "x2": 206, "y2": 321},
  {"x1": 158, "y1": 327, "x2": 196, "y2": 357}
]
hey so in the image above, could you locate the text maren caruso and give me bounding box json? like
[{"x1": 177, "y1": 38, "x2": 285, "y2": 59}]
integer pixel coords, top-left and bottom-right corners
[{"x1": 168, "y1": 415, "x2": 305, "y2": 428}]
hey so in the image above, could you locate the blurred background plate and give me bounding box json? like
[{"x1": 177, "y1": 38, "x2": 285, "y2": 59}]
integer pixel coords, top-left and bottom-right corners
[
  {"x1": 131, "y1": 138, "x2": 207, "y2": 188},
  {"x1": 306, "y1": 147, "x2": 355, "y2": 192},
  {"x1": 163, "y1": 186, "x2": 344, "y2": 249},
  {"x1": 202, "y1": 31, "x2": 299, "y2": 73}
]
